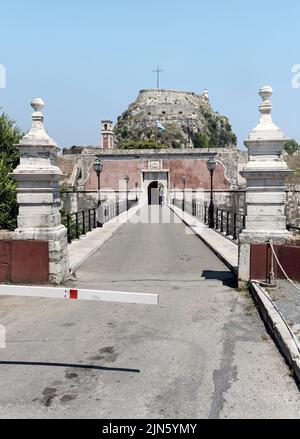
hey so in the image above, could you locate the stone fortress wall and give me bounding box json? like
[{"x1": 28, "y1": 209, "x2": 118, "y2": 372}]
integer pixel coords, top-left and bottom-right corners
[{"x1": 134, "y1": 88, "x2": 209, "y2": 118}]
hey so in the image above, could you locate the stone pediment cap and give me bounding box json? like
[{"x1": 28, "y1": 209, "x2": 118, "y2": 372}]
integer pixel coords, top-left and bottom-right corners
[
  {"x1": 20, "y1": 98, "x2": 58, "y2": 146},
  {"x1": 247, "y1": 86, "x2": 285, "y2": 141}
]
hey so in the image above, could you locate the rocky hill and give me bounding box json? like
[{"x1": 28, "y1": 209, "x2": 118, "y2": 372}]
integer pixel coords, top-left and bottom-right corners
[{"x1": 114, "y1": 89, "x2": 237, "y2": 149}]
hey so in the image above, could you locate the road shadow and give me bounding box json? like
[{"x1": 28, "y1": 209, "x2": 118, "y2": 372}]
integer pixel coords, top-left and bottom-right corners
[
  {"x1": 0, "y1": 360, "x2": 140, "y2": 373},
  {"x1": 201, "y1": 270, "x2": 237, "y2": 288}
]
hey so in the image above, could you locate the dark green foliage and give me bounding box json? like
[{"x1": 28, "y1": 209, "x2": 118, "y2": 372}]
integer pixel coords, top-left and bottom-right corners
[
  {"x1": 203, "y1": 112, "x2": 237, "y2": 148},
  {"x1": 192, "y1": 132, "x2": 209, "y2": 148},
  {"x1": 0, "y1": 111, "x2": 23, "y2": 230},
  {"x1": 0, "y1": 158, "x2": 18, "y2": 230},
  {"x1": 171, "y1": 139, "x2": 182, "y2": 149},
  {"x1": 0, "y1": 112, "x2": 22, "y2": 168},
  {"x1": 284, "y1": 139, "x2": 299, "y2": 155}
]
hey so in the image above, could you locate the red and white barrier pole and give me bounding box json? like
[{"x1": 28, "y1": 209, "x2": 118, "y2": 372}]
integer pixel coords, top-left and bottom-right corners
[{"x1": 0, "y1": 285, "x2": 159, "y2": 305}]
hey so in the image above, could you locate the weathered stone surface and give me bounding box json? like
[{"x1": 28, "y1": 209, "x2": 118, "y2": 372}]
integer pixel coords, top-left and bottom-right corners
[{"x1": 0, "y1": 230, "x2": 13, "y2": 240}]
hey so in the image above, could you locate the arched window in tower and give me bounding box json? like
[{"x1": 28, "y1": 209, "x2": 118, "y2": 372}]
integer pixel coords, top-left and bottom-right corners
[{"x1": 104, "y1": 124, "x2": 108, "y2": 130}]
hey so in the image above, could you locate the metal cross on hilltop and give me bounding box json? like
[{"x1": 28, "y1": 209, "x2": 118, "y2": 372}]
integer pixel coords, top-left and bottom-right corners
[{"x1": 153, "y1": 65, "x2": 164, "y2": 89}]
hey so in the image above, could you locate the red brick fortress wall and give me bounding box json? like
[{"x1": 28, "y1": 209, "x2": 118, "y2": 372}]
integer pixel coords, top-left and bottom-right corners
[
  {"x1": 84, "y1": 158, "x2": 230, "y2": 191},
  {"x1": 85, "y1": 159, "x2": 148, "y2": 191},
  {"x1": 166, "y1": 159, "x2": 229, "y2": 190}
]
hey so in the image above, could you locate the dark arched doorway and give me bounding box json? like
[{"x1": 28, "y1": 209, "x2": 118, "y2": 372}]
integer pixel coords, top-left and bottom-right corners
[
  {"x1": 148, "y1": 182, "x2": 165, "y2": 205},
  {"x1": 148, "y1": 181, "x2": 159, "y2": 205}
]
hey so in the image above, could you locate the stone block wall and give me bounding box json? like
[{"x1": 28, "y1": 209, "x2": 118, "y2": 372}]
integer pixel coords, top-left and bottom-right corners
[{"x1": 286, "y1": 188, "x2": 300, "y2": 227}]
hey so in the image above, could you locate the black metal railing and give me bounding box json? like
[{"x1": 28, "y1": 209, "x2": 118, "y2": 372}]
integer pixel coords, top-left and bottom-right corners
[
  {"x1": 65, "y1": 199, "x2": 138, "y2": 243},
  {"x1": 173, "y1": 198, "x2": 246, "y2": 242},
  {"x1": 173, "y1": 197, "x2": 300, "y2": 241},
  {"x1": 213, "y1": 208, "x2": 246, "y2": 241},
  {"x1": 65, "y1": 208, "x2": 97, "y2": 243}
]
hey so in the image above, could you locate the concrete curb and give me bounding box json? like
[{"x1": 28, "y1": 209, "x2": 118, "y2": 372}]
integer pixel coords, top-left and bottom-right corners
[
  {"x1": 250, "y1": 281, "x2": 300, "y2": 384},
  {"x1": 68, "y1": 203, "x2": 142, "y2": 273},
  {"x1": 168, "y1": 204, "x2": 238, "y2": 274}
]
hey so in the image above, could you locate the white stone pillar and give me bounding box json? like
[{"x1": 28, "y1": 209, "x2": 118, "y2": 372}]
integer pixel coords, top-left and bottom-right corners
[
  {"x1": 13, "y1": 99, "x2": 69, "y2": 284},
  {"x1": 238, "y1": 86, "x2": 292, "y2": 283}
]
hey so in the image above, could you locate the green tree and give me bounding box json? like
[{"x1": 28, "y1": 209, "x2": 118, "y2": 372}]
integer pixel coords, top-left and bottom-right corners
[
  {"x1": 0, "y1": 112, "x2": 22, "y2": 167},
  {"x1": 0, "y1": 111, "x2": 23, "y2": 230},
  {"x1": 0, "y1": 158, "x2": 18, "y2": 230},
  {"x1": 284, "y1": 139, "x2": 299, "y2": 156},
  {"x1": 193, "y1": 132, "x2": 209, "y2": 148}
]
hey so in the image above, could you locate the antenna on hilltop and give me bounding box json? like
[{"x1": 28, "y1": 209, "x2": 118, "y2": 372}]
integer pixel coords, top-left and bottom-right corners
[{"x1": 152, "y1": 65, "x2": 164, "y2": 89}]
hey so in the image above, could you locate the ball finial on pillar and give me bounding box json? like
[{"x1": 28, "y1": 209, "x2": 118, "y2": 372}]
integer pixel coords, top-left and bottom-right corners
[
  {"x1": 20, "y1": 98, "x2": 57, "y2": 146},
  {"x1": 31, "y1": 98, "x2": 45, "y2": 112},
  {"x1": 259, "y1": 85, "x2": 273, "y2": 101}
]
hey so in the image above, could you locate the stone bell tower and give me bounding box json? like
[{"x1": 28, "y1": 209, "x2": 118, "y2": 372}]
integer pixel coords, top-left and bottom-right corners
[
  {"x1": 238, "y1": 86, "x2": 292, "y2": 283},
  {"x1": 101, "y1": 120, "x2": 114, "y2": 150},
  {"x1": 13, "y1": 98, "x2": 69, "y2": 284}
]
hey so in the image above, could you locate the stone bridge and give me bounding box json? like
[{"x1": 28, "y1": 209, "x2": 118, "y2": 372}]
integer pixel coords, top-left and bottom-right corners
[{"x1": 0, "y1": 89, "x2": 300, "y2": 418}]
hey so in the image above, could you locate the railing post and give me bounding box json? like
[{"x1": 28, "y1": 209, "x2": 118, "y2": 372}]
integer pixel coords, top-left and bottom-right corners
[
  {"x1": 82, "y1": 211, "x2": 86, "y2": 235},
  {"x1": 233, "y1": 213, "x2": 237, "y2": 240},
  {"x1": 93, "y1": 209, "x2": 96, "y2": 229},
  {"x1": 226, "y1": 211, "x2": 230, "y2": 236},
  {"x1": 221, "y1": 210, "x2": 224, "y2": 233},
  {"x1": 204, "y1": 205, "x2": 207, "y2": 224},
  {"x1": 75, "y1": 212, "x2": 79, "y2": 239},
  {"x1": 88, "y1": 210, "x2": 92, "y2": 232},
  {"x1": 67, "y1": 214, "x2": 71, "y2": 244},
  {"x1": 216, "y1": 209, "x2": 219, "y2": 230}
]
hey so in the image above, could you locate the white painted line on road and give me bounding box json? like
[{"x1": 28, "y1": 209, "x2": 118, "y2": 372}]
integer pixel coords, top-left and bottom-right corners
[{"x1": 0, "y1": 285, "x2": 159, "y2": 305}]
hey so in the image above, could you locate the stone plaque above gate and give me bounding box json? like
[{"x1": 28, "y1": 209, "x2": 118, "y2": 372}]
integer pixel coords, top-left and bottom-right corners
[
  {"x1": 143, "y1": 171, "x2": 168, "y2": 181},
  {"x1": 148, "y1": 160, "x2": 161, "y2": 170}
]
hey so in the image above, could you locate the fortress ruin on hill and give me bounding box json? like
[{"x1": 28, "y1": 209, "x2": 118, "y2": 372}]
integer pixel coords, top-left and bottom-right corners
[{"x1": 113, "y1": 88, "x2": 237, "y2": 150}]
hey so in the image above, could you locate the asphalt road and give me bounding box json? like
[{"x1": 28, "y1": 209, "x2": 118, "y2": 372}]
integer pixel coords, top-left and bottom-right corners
[{"x1": 0, "y1": 206, "x2": 299, "y2": 418}]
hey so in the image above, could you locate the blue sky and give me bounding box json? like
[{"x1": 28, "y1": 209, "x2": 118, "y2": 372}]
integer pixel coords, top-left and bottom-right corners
[{"x1": 1, "y1": 0, "x2": 300, "y2": 149}]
